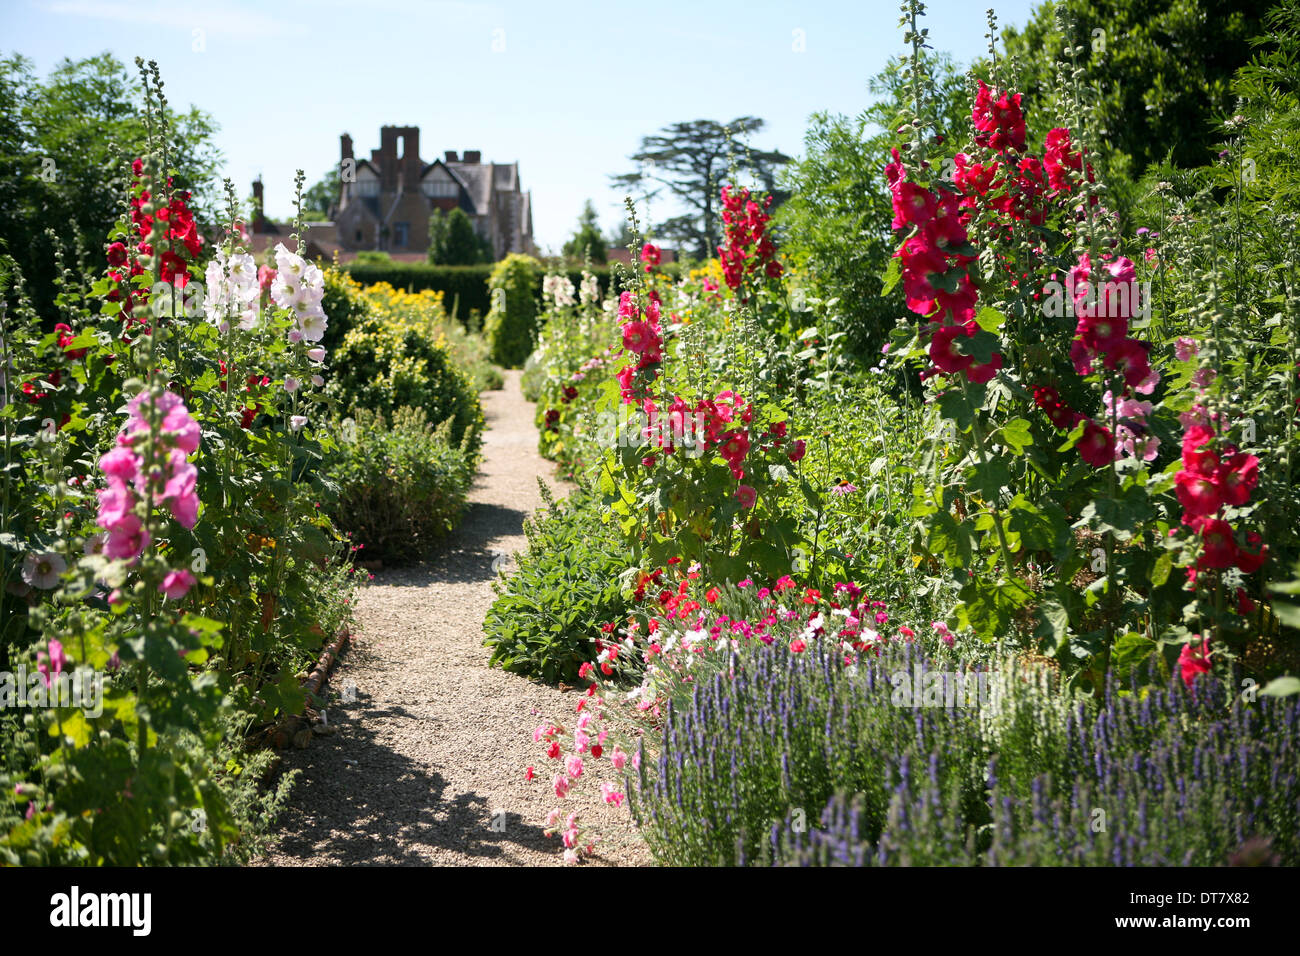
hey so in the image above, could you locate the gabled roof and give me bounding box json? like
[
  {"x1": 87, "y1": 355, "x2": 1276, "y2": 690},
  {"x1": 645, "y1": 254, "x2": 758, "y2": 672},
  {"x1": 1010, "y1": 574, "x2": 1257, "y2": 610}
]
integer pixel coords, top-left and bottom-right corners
[{"x1": 445, "y1": 161, "x2": 492, "y2": 214}]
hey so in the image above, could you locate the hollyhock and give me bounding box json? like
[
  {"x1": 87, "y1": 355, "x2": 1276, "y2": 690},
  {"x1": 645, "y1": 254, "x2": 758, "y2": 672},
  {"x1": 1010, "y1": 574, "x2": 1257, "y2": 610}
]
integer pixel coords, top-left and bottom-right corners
[
  {"x1": 1102, "y1": 339, "x2": 1151, "y2": 388},
  {"x1": 971, "y1": 80, "x2": 1026, "y2": 153},
  {"x1": 1198, "y1": 518, "x2": 1239, "y2": 569},
  {"x1": 1175, "y1": 337, "x2": 1198, "y2": 362},
  {"x1": 928, "y1": 325, "x2": 974, "y2": 374},
  {"x1": 735, "y1": 485, "x2": 757, "y2": 509},
  {"x1": 1237, "y1": 533, "x2": 1267, "y2": 574},
  {"x1": 1175, "y1": 471, "x2": 1223, "y2": 520},
  {"x1": 640, "y1": 243, "x2": 661, "y2": 270},
  {"x1": 1077, "y1": 419, "x2": 1115, "y2": 468},
  {"x1": 35, "y1": 639, "x2": 66, "y2": 688},
  {"x1": 159, "y1": 569, "x2": 196, "y2": 600},
  {"x1": 1178, "y1": 636, "x2": 1213, "y2": 686},
  {"x1": 787, "y1": 439, "x2": 806, "y2": 463},
  {"x1": 1043, "y1": 127, "x2": 1081, "y2": 192},
  {"x1": 21, "y1": 552, "x2": 66, "y2": 590},
  {"x1": 1216, "y1": 452, "x2": 1259, "y2": 506}
]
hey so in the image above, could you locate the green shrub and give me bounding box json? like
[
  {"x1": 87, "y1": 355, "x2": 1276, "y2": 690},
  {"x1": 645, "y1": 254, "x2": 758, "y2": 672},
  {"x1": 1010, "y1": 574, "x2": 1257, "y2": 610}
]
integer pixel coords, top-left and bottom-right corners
[
  {"x1": 324, "y1": 406, "x2": 475, "y2": 563},
  {"x1": 483, "y1": 482, "x2": 636, "y2": 683},
  {"x1": 485, "y1": 253, "x2": 543, "y2": 368},
  {"x1": 328, "y1": 306, "x2": 484, "y2": 460},
  {"x1": 319, "y1": 266, "x2": 368, "y2": 355}
]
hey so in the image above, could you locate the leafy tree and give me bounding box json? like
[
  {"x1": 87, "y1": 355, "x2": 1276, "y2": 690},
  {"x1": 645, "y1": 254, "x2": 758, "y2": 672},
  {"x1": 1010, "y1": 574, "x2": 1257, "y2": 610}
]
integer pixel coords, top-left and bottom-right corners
[
  {"x1": 300, "y1": 168, "x2": 337, "y2": 220},
  {"x1": 562, "y1": 199, "x2": 607, "y2": 263},
  {"x1": 611, "y1": 118, "x2": 790, "y2": 259},
  {"x1": 777, "y1": 53, "x2": 969, "y2": 363},
  {"x1": 428, "y1": 207, "x2": 492, "y2": 264},
  {"x1": 0, "y1": 52, "x2": 221, "y2": 321},
  {"x1": 1001, "y1": 0, "x2": 1273, "y2": 176}
]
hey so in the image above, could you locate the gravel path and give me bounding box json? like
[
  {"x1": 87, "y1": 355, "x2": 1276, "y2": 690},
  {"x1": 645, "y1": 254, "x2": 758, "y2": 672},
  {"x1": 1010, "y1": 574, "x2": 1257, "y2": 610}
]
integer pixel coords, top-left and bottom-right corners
[{"x1": 258, "y1": 370, "x2": 652, "y2": 867}]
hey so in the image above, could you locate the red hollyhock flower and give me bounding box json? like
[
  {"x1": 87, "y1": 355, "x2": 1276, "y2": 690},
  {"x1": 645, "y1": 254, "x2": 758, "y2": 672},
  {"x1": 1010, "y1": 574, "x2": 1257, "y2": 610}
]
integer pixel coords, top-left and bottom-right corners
[
  {"x1": 1237, "y1": 532, "x2": 1267, "y2": 574},
  {"x1": 106, "y1": 242, "x2": 128, "y2": 267},
  {"x1": 1215, "y1": 452, "x2": 1259, "y2": 506},
  {"x1": 1178, "y1": 635, "x2": 1212, "y2": 687},
  {"x1": 1198, "y1": 518, "x2": 1239, "y2": 569},
  {"x1": 1175, "y1": 471, "x2": 1223, "y2": 519},
  {"x1": 1077, "y1": 419, "x2": 1115, "y2": 467},
  {"x1": 965, "y1": 351, "x2": 1003, "y2": 384},
  {"x1": 1102, "y1": 339, "x2": 1151, "y2": 388},
  {"x1": 928, "y1": 325, "x2": 974, "y2": 374}
]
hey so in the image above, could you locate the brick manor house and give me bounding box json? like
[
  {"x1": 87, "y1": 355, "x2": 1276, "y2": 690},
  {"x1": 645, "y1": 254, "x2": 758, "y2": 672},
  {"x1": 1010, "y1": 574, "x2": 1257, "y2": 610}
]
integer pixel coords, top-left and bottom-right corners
[{"x1": 251, "y1": 125, "x2": 535, "y2": 262}]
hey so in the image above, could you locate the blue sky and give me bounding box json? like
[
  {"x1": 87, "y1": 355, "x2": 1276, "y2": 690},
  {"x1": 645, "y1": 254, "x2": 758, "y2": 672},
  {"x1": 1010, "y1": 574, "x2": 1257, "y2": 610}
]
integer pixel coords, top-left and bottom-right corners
[{"x1": 7, "y1": 0, "x2": 1043, "y2": 251}]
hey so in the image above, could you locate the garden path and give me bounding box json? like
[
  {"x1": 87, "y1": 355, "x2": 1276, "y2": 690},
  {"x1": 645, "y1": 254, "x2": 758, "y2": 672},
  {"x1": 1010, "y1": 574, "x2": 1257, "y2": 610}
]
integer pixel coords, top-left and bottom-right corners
[{"x1": 258, "y1": 370, "x2": 651, "y2": 866}]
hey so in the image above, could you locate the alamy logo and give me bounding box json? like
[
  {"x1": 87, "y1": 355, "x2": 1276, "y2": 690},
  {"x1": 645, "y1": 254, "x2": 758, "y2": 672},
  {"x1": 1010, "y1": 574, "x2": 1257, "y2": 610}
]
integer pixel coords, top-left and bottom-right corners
[
  {"x1": 890, "y1": 666, "x2": 992, "y2": 708},
  {"x1": 0, "y1": 668, "x2": 102, "y2": 717},
  {"x1": 49, "y1": 886, "x2": 151, "y2": 936},
  {"x1": 583, "y1": 406, "x2": 709, "y2": 455}
]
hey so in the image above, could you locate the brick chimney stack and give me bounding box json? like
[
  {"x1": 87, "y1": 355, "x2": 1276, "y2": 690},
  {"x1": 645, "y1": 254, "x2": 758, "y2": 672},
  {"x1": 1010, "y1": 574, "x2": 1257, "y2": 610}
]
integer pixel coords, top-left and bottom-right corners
[
  {"x1": 401, "y1": 127, "x2": 421, "y2": 192},
  {"x1": 463, "y1": 150, "x2": 481, "y2": 164},
  {"x1": 379, "y1": 125, "x2": 399, "y2": 192},
  {"x1": 445, "y1": 150, "x2": 459, "y2": 163},
  {"x1": 252, "y1": 177, "x2": 265, "y2": 232},
  {"x1": 340, "y1": 132, "x2": 353, "y2": 161}
]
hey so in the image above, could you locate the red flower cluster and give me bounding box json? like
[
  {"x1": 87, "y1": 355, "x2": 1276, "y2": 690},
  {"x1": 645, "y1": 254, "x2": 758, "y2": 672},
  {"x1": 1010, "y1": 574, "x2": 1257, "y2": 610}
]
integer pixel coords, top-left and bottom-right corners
[
  {"x1": 885, "y1": 149, "x2": 1002, "y2": 384},
  {"x1": 972, "y1": 80, "x2": 1026, "y2": 153},
  {"x1": 1175, "y1": 416, "x2": 1265, "y2": 577},
  {"x1": 1031, "y1": 385, "x2": 1082, "y2": 432},
  {"x1": 717, "y1": 185, "x2": 781, "y2": 292},
  {"x1": 640, "y1": 243, "x2": 661, "y2": 272},
  {"x1": 1043, "y1": 127, "x2": 1087, "y2": 194},
  {"x1": 616, "y1": 291, "x2": 664, "y2": 404},
  {"x1": 107, "y1": 158, "x2": 203, "y2": 329}
]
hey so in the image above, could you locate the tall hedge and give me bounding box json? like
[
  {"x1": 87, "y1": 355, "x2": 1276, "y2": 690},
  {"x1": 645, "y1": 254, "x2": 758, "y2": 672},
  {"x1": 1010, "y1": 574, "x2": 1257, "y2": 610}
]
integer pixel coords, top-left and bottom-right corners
[
  {"x1": 340, "y1": 261, "x2": 681, "y2": 325},
  {"x1": 485, "y1": 253, "x2": 543, "y2": 368}
]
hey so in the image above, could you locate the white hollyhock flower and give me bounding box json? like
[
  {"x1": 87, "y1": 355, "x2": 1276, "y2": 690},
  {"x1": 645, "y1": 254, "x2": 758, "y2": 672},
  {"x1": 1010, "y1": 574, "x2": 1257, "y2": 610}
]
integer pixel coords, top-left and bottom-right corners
[
  {"x1": 270, "y1": 274, "x2": 300, "y2": 310},
  {"x1": 310, "y1": 374, "x2": 324, "y2": 388},
  {"x1": 296, "y1": 309, "x2": 327, "y2": 342},
  {"x1": 284, "y1": 376, "x2": 300, "y2": 393},
  {"x1": 274, "y1": 242, "x2": 306, "y2": 280},
  {"x1": 22, "y1": 552, "x2": 66, "y2": 590},
  {"x1": 290, "y1": 415, "x2": 308, "y2": 432},
  {"x1": 307, "y1": 347, "x2": 326, "y2": 363}
]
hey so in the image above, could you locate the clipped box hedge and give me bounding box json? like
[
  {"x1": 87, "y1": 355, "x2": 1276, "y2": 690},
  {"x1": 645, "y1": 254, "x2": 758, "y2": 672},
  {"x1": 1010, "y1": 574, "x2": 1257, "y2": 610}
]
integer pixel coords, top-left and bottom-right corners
[{"x1": 341, "y1": 261, "x2": 682, "y2": 325}]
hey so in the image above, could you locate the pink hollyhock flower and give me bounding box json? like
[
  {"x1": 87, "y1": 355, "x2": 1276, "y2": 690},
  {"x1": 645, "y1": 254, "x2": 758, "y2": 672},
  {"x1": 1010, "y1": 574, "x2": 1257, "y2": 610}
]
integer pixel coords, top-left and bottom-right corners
[
  {"x1": 735, "y1": 485, "x2": 757, "y2": 509},
  {"x1": 159, "y1": 569, "x2": 196, "y2": 601},
  {"x1": 1175, "y1": 337, "x2": 1198, "y2": 361},
  {"x1": 99, "y1": 446, "x2": 141, "y2": 484},
  {"x1": 1178, "y1": 635, "x2": 1212, "y2": 686},
  {"x1": 1193, "y1": 367, "x2": 1217, "y2": 390},
  {"x1": 640, "y1": 243, "x2": 661, "y2": 270},
  {"x1": 103, "y1": 513, "x2": 150, "y2": 560},
  {"x1": 36, "y1": 639, "x2": 66, "y2": 688}
]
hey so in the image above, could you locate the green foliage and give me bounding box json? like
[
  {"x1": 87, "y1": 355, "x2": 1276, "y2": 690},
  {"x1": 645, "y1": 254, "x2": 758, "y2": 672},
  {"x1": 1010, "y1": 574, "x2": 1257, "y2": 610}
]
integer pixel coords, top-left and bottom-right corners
[
  {"x1": 328, "y1": 301, "x2": 485, "y2": 459},
  {"x1": 485, "y1": 253, "x2": 543, "y2": 368},
  {"x1": 0, "y1": 53, "x2": 222, "y2": 322},
  {"x1": 324, "y1": 406, "x2": 474, "y2": 563},
  {"x1": 562, "y1": 200, "x2": 607, "y2": 264},
  {"x1": 612, "y1": 117, "x2": 792, "y2": 259},
  {"x1": 1001, "y1": 0, "x2": 1272, "y2": 181},
  {"x1": 631, "y1": 644, "x2": 1300, "y2": 866},
  {"x1": 777, "y1": 53, "x2": 968, "y2": 362},
  {"x1": 483, "y1": 482, "x2": 636, "y2": 683},
  {"x1": 428, "y1": 207, "x2": 493, "y2": 265}
]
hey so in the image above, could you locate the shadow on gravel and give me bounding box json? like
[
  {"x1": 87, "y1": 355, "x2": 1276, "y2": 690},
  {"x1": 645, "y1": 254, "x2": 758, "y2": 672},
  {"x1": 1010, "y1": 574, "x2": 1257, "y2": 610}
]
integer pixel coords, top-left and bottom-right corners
[
  {"x1": 263, "y1": 693, "x2": 556, "y2": 866},
  {"x1": 363, "y1": 501, "x2": 529, "y2": 588}
]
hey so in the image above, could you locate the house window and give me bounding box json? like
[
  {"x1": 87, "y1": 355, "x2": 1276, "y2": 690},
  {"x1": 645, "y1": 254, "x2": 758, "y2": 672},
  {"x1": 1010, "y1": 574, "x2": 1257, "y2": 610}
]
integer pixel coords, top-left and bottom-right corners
[
  {"x1": 422, "y1": 181, "x2": 459, "y2": 199},
  {"x1": 393, "y1": 222, "x2": 410, "y2": 248},
  {"x1": 355, "y1": 229, "x2": 363, "y2": 242},
  {"x1": 357, "y1": 180, "x2": 380, "y2": 197}
]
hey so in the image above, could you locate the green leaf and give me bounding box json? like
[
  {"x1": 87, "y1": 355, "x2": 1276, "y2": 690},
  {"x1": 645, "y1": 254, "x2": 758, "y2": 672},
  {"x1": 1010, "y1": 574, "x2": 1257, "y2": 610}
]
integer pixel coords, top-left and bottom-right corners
[
  {"x1": 880, "y1": 256, "x2": 902, "y2": 297},
  {"x1": 975, "y1": 306, "x2": 1007, "y2": 333},
  {"x1": 1260, "y1": 676, "x2": 1300, "y2": 697},
  {"x1": 998, "y1": 418, "x2": 1033, "y2": 455}
]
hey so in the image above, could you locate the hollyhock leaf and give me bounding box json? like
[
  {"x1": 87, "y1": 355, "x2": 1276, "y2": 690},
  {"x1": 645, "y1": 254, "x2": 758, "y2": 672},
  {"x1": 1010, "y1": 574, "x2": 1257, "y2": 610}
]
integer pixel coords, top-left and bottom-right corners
[
  {"x1": 974, "y1": 306, "x2": 1007, "y2": 333},
  {"x1": 1151, "y1": 552, "x2": 1173, "y2": 587},
  {"x1": 1112, "y1": 632, "x2": 1157, "y2": 674},
  {"x1": 1033, "y1": 594, "x2": 1070, "y2": 652},
  {"x1": 961, "y1": 330, "x2": 1000, "y2": 365},
  {"x1": 1260, "y1": 676, "x2": 1300, "y2": 697},
  {"x1": 998, "y1": 418, "x2": 1033, "y2": 455},
  {"x1": 880, "y1": 256, "x2": 902, "y2": 296},
  {"x1": 929, "y1": 268, "x2": 964, "y2": 294},
  {"x1": 936, "y1": 390, "x2": 975, "y2": 430},
  {"x1": 1272, "y1": 604, "x2": 1300, "y2": 630}
]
